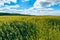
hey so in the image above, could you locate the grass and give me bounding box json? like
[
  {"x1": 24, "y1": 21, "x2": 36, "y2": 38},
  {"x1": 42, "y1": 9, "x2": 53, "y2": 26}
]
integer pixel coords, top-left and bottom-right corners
[{"x1": 0, "y1": 16, "x2": 60, "y2": 40}]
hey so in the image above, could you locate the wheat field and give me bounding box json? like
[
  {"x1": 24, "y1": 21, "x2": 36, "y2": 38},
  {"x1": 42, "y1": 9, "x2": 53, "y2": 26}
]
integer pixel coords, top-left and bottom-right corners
[{"x1": 0, "y1": 16, "x2": 60, "y2": 40}]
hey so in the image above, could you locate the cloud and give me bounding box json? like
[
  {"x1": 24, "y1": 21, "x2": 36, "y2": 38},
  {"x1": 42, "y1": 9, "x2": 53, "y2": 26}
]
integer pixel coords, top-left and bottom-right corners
[
  {"x1": 0, "y1": 0, "x2": 17, "y2": 4},
  {"x1": 0, "y1": 1, "x2": 4, "y2": 6},
  {"x1": 22, "y1": 0, "x2": 30, "y2": 2},
  {"x1": 47, "y1": 0, "x2": 60, "y2": 3},
  {"x1": 22, "y1": 9, "x2": 60, "y2": 15},
  {"x1": 22, "y1": 7, "x2": 54, "y2": 15},
  {"x1": 0, "y1": 4, "x2": 20, "y2": 13},
  {"x1": 45, "y1": 0, "x2": 60, "y2": 7},
  {"x1": 14, "y1": 0, "x2": 59, "y2": 15},
  {"x1": 33, "y1": 0, "x2": 53, "y2": 8},
  {"x1": 0, "y1": 0, "x2": 17, "y2": 7},
  {"x1": 33, "y1": 0, "x2": 60, "y2": 8},
  {"x1": 0, "y1": 0, "x2": 60, "y2": 16},
  {"x1": 27, "y1": 0, "x2": 54, "y2": 10},
  {"x1": 6, "y1": 5, "x2": 20, "y2": 9},
  {"x1": 10, "y1": 0, "x2": 17, "y2": 3},
  {"x1": 4, "y1": 0, "x2": 10, "y2": 4},
  {"x1": 0, "y1": 6, "x2": 60, "y2": 16},
  {"x1": 39, "y1": 10, "x2": 60, "y2": 16}
]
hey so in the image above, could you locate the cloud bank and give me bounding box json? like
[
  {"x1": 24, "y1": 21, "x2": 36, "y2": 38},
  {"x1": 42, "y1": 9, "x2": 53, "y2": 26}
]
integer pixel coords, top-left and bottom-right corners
[{"x1": 0, "y1": 0, "x2": 60, "y2": 15}]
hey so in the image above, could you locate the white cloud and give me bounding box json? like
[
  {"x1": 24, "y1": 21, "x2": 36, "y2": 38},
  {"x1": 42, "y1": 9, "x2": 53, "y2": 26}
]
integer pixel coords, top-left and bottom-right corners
[
  {"x1": 45, "y1": 0, "x2": 60, "y2": 7},
  {"x1": 5, "y1": 5, "x2": 19, "y2": 8},
  {"x1": 6, "y1": 5, "x2": 20, "y2": 9},
  {"x1": 0, "y1": 0, "x2": 17, "y2": 4},
  {"x1": 33, "y1": 0, "x2": 42, "y2": 8},
  {"x1": 34, "y1": 0, "x2": 60, "y2": 8},
  {"x1": 10, "y1": 0, "x2": 17, "y2": 3},
  {"x1": 0, "y1": 0, "x2": 17, "y2": 7},
  {"x1": 22, "y1": 7, "x2": 54, "y2": 15},
  {"x1": 0, "y1": 0, "x2": 60, "y2": 16},
  {"x1": 33, "y1": 0, "x2": 52, "y2": 8},
  {"x1": 0, "y1": 5, "x2": 20, "y2": 13},
  {"x1": 0, "y1": 2, "x2": 4, "y2": 6},
  {"x1": 0, "y1": 6, "x2": 60, "y2": 16},
  {"x1": 47, "y1": 0, "x2": 60, "y2": 3},
  {"x1": 26, "y1": 0, "x2": 54, "y2": 11},
  {"x1": 22, "y1": 0, "x2": 30, "y2": 2},
  {"x1": 4, "y1": 0, "x2": 10, "y2": 4},
  {"x1": 39, "y1": 10, "x2": 60, "y2": 16}
]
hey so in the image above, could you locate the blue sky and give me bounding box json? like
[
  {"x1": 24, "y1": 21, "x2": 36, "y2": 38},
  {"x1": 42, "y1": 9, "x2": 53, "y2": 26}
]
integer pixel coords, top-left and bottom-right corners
[
  {"x1": 0, "y1": 0, "x2": 60, "y2": 15},
  {"x1": 4, "y1": 0, "x2": 36, "y2": 9}
]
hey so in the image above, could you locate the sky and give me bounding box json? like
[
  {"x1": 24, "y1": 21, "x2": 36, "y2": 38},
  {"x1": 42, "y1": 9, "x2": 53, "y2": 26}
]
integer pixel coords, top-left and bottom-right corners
[{"x1": 0, "y1": 0, "x2": 60, "y2": 15}]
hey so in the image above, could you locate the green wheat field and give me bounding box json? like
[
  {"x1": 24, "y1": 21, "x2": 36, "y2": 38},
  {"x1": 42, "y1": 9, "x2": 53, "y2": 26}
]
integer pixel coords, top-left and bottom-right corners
[{"x1": 0, "y1": 16, "x2": 60, "y2": 40}]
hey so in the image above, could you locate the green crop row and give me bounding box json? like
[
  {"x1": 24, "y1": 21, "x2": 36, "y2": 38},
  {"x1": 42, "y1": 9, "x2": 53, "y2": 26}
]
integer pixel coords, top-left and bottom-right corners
[{"x1": 0, "y1": 16, "x2": 60, "y2": 40}]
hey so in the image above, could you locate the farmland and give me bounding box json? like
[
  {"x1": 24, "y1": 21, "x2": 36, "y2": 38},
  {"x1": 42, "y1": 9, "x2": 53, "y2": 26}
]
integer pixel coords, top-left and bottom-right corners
[{"x1": 0, "y1": 16, "x2": 60, "y2": 40}]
